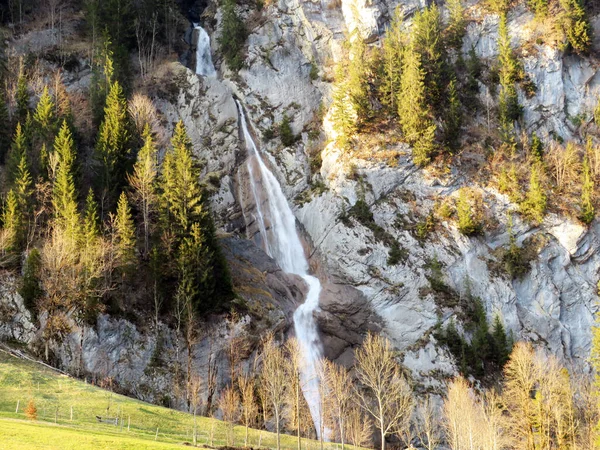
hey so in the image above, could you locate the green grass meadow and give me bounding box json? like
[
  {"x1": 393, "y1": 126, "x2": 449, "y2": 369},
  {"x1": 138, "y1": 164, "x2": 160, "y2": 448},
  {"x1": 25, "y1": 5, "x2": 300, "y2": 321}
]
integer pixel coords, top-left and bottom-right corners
[{"x1": 0, "y1": 349, "x2": 333, "y2": 449}]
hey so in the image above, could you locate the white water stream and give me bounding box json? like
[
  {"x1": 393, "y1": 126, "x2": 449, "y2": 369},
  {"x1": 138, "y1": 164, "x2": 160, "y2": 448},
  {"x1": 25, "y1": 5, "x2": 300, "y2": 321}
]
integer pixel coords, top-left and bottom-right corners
[
  {"x1": 194, "y1": 24, "x2": 216, "y2": 77},
  {"x1": 236, "y1": 101, "x2": 324, "y2": 436}
]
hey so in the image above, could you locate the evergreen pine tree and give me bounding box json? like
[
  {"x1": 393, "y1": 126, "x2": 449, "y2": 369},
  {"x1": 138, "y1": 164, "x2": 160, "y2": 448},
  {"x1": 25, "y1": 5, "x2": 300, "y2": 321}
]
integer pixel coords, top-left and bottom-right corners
[
  {"x1": 14, "y1": 153, "x2": 32, "y2": 213},
  {"x1": 161, "y1": 121, "x2": 234, "y2": 310},
  {"x1": 83, "y1": 188, "x2": 100, "y2": 242},
  {"x1": 128, "y1": 124, "x2": 157, "y2": 256},
  {"x1": 52, "y1": 121, "x2": 79, "y2": 244},
  {"x1": 6, "y1": 122, "x2": 27, "y2": 186},
  {"x1": 446, "y1": 0, "x2": 466, "y2": 49},
  {"x1": 95, "y1": 80, "x2": 130, "y2": 208},
  {"x1": 2, "y1": 189, "x2": 22, "y2": 253},
  {"x1": 346, "y1": 32, "x2": 371, "y2": 128},
  {"x1": 491, "y1": 315, "x2": 510, "y2": 368},
  {"x1": 444, "y1": 78, "x2": 462, "y2": 152},
  {"x1": 33, "y1": 86, "x2": 55, "y2": 138},
  {"x1": 161, "y1": 121, "x2": 205, "y2": 236},
  {"x1": 380, "y1": 7, "x2": 405, "y2": 113},
  {"x1": 331, "y1": 62, "x2": 358, "y2": 149},
  {"x1": 33, "y1": 86, "x2": 56, "y2": 175},
  {"x1": 398, "y1": 44, "x2": 436, "y2": 165},
  {"x1": 0, "y1": 94, "x2": 10, "y2": 164},
  {"x1": 521, "y1": 162, "x2": 547, "y2": 224},
  {"x1": 498, "y1": 14, "x2": 522, "y2": 142},
  {"x1": 91, "y1": 34, "x2": 115, "y2": 125},
  {"x1": 114, "y1": 191, "x2": 136, "y2": 272},
  {"x1": 560, "y1": 0, "x2": 591, "y2": 54},
  {"x1": 456, "y1": 188, "x2": 483, "y2": 235},
  {"x1": 218, "y1": 0, "x2": 247, "y2": 72},
  {"x1": 580, "y1": 154, "x2": 595, "y2": 224},
  {"x1": 16, "y1": 66, "x2": 29, "y2": 122},
  {"x1": 19, "y1": 248, "x2": 42, "y2": 313},
  {"x1": 528, "y1": 0, "x2": 548, "y2": 19},
  {"x1": 530, "y1": 132, "x2": 543, "y2": 160},
  {"x1": 411, "y1": 4, "x2": 446, "y2": 106}
]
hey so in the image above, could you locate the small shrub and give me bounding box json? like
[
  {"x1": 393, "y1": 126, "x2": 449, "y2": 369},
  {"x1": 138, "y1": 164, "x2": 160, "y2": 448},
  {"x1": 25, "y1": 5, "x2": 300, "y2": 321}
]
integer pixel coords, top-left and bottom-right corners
[
  {"x1": 387, "y1": 240, "x2": 408, "y2": 266},
  {"x1": 25, "y1": 399, "x2": 37, "y2": 420},
  {"x1": 309, "y1": 60, "x2": 319, "y2": 81},
  {"x1": 415, "y1": 213, "x2": 436, "y2": 241},
  {"x1": 262, "y1": 127, "x2": 275, "y2": 141}
]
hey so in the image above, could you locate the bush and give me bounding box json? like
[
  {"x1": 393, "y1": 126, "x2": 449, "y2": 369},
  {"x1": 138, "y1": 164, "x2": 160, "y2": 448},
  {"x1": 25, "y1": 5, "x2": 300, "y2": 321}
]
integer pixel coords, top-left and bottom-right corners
[
  {"x1": 309, "y1": 60, "x2": 319, "y2": 81},
  {"x1": 456, "y1": 188, "x2": 484, "y2": 236},
  {"x1": 25, "y1": 399, "x2": 37, "y2": 420},
  {"x1": 387, "y1": 241, "x2": 408, "y2": 265},
  {"x1": 279, "y1": 115, "x2": 296, "y2": 147},
  {"x1": 19, "y1": 249, "x2": 42, "y2": 316}
]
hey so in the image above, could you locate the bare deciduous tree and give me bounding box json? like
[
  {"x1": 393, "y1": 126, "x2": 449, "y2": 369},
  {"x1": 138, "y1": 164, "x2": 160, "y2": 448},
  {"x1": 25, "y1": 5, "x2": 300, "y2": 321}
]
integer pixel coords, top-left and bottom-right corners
[
  {"x1": 354, "y1": 333, "x2": 414, "y2": 450},
  {"x1": 414, "y1": 398, "x2": 440, "y2": 450},
  {"x1": 260, "y1": 333, "x2": 287, "y2": 450},
  {"x1": 322, "y1": 359, "x2": 352, "y2": 450},
  {"x1": 502, "y1": 342, "x2": 538, "y2": 450},
  {"x1": 285, "y1": 337, "x2": 305, "y2": 450},
  {"x1": 189, "y1": 372, "x2": 203, "y2": 446},
  {"x1": 345, "y1": 405, "x2": 371, "y2": 448},
  {"x1": 219, "y1": 385, "x2": 240, "y2": 446},
  {"x1": 238, "y1": 372, "x2": 257, "y2": 448},
  {"x1": 444, "y1": 376, "x2": 479, "y2": 450}
]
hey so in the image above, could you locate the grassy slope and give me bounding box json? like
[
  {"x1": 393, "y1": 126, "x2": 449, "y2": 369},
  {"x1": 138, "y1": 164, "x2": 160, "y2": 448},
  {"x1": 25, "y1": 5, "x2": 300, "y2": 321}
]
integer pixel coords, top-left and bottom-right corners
[{"x1": 0, "y1": 350, "x2": 324, "y2": 449}]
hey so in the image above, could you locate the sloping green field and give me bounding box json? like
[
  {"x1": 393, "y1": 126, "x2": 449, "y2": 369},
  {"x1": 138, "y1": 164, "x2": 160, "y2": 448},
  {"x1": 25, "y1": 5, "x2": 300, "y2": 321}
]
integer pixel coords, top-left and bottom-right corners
[{"x1": 0, "y1": 349, "x2": 326, "y2": 449}]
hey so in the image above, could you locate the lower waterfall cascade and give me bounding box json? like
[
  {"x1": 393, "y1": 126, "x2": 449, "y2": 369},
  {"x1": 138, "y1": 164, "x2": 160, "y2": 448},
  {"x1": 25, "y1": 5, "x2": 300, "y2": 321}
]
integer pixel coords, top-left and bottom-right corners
[{"x1": 235, "y1": 100, "x2": 325, "y2": 436}]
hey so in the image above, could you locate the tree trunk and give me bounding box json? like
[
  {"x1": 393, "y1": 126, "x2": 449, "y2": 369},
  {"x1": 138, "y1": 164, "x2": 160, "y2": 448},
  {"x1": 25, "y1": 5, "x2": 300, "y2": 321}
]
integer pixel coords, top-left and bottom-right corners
[
  {"x1": 276, "y1": 408, "x2": 281, "y2": 450},
  {"x1": 297, "y1": 382, "x2": 301, "y2": 450},
  {"x1": 340, "y1": 417, "x2": 345, "y2": 450},
  {"x1": 380, "y1": 420, "x2": 385, "y2": 450}
]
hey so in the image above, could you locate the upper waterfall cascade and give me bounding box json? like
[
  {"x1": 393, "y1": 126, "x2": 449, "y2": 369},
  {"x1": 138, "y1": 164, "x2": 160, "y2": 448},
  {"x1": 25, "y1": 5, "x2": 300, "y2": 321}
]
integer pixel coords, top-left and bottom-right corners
[
  {"x1": 194, "y1": 24, "x2": 216, "y2": 77},
  {"x1": 236, "y1": 101, "x2": 324, "y2": 435}
]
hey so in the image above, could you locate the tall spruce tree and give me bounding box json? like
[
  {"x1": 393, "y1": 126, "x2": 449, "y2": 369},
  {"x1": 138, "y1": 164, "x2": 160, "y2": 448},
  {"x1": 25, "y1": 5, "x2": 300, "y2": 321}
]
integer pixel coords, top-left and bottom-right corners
[
  {"x1": 411, "y1": 4, "x2": 446, "y2": 106},
  {"x1": 560, "y1": 0, "x2": 591, "y2": 54},
  {"x1": 95, "y1": 79, "x2": 130, "y2": 210},
  {"x1": 331, "y1": 60, "x2": 358, "y2": 149},
  {"x1": 446, "y1": 0, "x2": 466, "y2": 49},
  {"x1": 114, "y1": 191, "x2": 136, "y2": 272},
  {"x1": 15, "y1": 66, "x2": 28, "y2": 122},
  {"x1": 444, "y1": 78, "x2": 462, "y2": 152},
  {"x1": 7, "y1": 122, "x2": 27, "y2": 186},
  {"x1": 2, "y1": 189, "x2": 22, "y2": 254},
  {"x1": 218, "y1": 0, "x2": 247, "y2": 72},
  {"x1": 380, "y1": 7, "x2": 405, "y2": 113},
  {"x1": 33, "y1": 86, "x2": 56, "y2": 175},
  {"x1": 161, "y1": 121, "x2": 205, "y2": 236},
  {"x1": 52, "y1": 120, "x2": 80, "y2": 244},
  {"x1": 161, "y1": 121, "x2": 233, "y2": 311},
  {"x1": 346, "y1": 33, "x2": 371, "y2": 128},
  {"x1": 521, "y1": 162, "x2": 546, "y2": 224},
  {"x1": 398, "y1": 44, "x2": 436, "y2": 165},
  {"x1": 497, "y1": 14, "x2": 521, "y2": 142},
  {"x1": 33, "y1": 86, "x2": 55, "y2": 138}
]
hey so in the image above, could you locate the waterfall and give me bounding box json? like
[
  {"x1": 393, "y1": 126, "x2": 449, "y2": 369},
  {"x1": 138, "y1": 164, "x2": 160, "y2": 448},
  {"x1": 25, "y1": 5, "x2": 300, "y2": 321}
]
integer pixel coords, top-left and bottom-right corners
[
  {"x1": 194, "y1": 24, "x2": 216, "y2": 77},
  {"x1": 236, "y1": 101, "x2": 324, "y2": 436}
]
